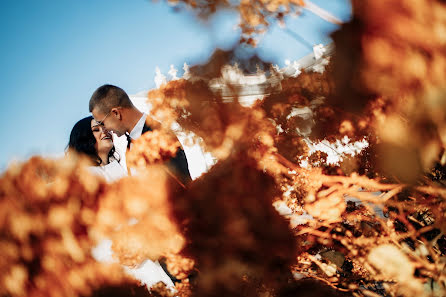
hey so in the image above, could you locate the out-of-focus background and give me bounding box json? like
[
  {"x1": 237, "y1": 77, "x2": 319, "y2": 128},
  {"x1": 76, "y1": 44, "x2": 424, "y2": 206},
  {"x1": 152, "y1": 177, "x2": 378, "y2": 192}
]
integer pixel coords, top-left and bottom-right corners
[{"x1": 0, "y1": 0, "x2": 351, "y2": 170}]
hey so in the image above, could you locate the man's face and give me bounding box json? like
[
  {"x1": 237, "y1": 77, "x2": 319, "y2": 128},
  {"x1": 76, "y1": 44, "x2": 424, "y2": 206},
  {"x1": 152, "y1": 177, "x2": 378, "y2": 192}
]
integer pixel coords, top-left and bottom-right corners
[{"x1": 92, "y1": 107, "x2": 126, "y2": 136}]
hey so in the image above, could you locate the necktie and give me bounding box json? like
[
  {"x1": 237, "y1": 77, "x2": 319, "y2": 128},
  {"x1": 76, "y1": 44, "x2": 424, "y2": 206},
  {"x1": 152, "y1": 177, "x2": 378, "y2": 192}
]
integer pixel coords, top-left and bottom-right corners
[
  {"x1": 125, "y1": 133, "x2": 133, "y2": 176},
  {"x1": 126, "y1": 133, "x2": 132, "y2": 149}
]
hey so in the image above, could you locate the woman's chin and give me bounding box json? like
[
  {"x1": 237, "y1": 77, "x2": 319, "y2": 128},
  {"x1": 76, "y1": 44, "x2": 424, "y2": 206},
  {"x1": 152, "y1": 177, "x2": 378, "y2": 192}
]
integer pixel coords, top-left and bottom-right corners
[{"x1": 101, "y1": 139, "x2": 113, "y2": 145}]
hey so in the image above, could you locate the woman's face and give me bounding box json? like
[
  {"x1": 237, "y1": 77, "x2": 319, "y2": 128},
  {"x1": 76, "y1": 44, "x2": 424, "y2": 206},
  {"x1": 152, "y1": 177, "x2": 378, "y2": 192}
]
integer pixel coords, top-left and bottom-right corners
[{"x1": 91, "y1": 119, "x2": 113, "y2": 156}]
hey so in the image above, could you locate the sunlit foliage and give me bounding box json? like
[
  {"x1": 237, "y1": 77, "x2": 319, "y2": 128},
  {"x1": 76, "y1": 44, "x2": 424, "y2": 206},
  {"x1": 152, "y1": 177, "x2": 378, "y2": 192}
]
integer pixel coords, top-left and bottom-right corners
[{"x1": 1, "y1": 0, "x2": 446, "y2": 296}]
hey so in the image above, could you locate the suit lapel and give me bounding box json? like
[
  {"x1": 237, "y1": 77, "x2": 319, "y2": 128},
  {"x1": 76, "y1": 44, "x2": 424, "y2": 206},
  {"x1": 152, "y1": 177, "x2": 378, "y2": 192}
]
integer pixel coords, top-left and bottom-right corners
[{"x1": 142, "y1": 123, "x2": 152, "y2": 134}]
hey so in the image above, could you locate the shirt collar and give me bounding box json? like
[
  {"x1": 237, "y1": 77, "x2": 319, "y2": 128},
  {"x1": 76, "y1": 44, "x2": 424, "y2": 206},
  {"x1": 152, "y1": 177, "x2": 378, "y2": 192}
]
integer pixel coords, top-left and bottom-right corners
[{"x1": 129, "y1": 113, "x2": 147, "y2": 140}]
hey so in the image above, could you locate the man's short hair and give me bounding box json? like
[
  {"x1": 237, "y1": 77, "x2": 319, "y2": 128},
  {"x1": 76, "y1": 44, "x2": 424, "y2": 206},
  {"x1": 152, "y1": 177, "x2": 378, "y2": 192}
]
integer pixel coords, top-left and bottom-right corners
[{"x1": 89, "y1": 84, "x2": 134, "y2": 113}]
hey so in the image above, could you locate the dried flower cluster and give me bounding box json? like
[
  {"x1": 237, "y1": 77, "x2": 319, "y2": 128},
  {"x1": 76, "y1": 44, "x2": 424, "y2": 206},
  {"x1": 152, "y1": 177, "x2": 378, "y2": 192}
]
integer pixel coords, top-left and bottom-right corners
[
  {"x1": 126, "y1": 131, "x2": 181, "y2": 170},
  {"x1": 172, "y1": 153, "x2": 297, "y2": 297},
  {"x1": 287, "y1": 169, "x2": 446, "y2": 297},
  {"x1": 331, "y1": 0, "x2": 446, "y2": 183},
  {"x1": 92, "y1": 167, "x2": 185, "y2": 264},
  {"x1": 148, "y1": 76, "x2": 277, "y2": 163},
  {"x1": 165, "y1": 0, "x2": 306, "y2": 45},
  {"x1": 92, "y1": 166, "x2": 195, "y2": 296},
  {"x1": 2, "y1": 1, "x2": 446, "y2": 297},
  {"x1": 0, "y1": 156, "x2": 144, "y2": 297}
]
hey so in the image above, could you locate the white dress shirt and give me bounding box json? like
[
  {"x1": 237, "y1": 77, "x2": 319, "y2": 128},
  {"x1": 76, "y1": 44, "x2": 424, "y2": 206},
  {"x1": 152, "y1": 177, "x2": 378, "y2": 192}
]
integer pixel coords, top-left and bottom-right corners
[
  {"x1": 129, "y1": 113, "x2": 147, "y2": 141},
  {"x1": 127, "y1": 113, "x2": 148, "y2": 176}
]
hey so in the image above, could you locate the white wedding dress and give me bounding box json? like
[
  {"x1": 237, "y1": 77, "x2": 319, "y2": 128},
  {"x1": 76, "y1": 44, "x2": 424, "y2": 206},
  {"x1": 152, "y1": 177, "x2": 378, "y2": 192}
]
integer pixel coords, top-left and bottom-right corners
[
  {"x1": 88, "y1": 159, "x2": 127, "y2": 182},
  {"x1": 91, "y1": 239, "x2": 175, "y2": 290},
  {"x1": 89, "y1": 133, "x2": 175, "y2": 290},
  {"x1": 88, "y1": 133, "x2": 129, "y2": 183}
]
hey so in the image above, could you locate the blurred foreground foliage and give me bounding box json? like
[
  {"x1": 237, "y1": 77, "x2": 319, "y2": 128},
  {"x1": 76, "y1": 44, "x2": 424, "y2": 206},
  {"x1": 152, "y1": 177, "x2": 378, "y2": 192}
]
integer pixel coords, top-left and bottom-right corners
[{"x1": 2, "y1": 0, "x2": 446, "y2": 296}]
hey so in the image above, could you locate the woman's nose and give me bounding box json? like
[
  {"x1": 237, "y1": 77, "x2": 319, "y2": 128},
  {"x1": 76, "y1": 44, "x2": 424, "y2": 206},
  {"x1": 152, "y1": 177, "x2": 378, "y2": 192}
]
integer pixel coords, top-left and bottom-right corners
[
  {"x1": 102, "y1": 127, "x2": 112, "y2": 138},
  {"x1": 99, "y1": 126, "x2": 108, "y2": 134}
]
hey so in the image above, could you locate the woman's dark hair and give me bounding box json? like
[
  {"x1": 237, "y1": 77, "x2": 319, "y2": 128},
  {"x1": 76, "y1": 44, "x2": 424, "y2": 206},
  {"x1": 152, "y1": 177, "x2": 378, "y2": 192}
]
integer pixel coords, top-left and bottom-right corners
[{"x1": 68, "y1": 116, "x2": 117, "y2": 166}]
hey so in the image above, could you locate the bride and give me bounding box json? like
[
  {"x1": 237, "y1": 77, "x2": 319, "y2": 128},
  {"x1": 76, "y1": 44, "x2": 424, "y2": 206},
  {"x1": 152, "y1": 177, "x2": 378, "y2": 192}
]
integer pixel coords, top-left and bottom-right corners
[
  {"x1": 67, "y1": 116, "x2": 127, "y2": 182},
  {"x1": 67, "y1": 116, "x2": 175, "y2": 290}
]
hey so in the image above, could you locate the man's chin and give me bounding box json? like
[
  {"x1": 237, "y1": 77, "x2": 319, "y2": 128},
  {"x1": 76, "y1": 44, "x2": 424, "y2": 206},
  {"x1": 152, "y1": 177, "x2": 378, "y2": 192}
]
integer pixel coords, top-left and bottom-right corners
[{"x1": 111, "y1": 130, "x2": 124, "y2": 137}]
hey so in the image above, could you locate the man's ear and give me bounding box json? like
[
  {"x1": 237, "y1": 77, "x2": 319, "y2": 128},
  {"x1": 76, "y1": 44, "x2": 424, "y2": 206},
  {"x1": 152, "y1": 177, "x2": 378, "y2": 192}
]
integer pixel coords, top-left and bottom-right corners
[{"x1": 111, "y1": 107, "x2": 122, "y2": 120}]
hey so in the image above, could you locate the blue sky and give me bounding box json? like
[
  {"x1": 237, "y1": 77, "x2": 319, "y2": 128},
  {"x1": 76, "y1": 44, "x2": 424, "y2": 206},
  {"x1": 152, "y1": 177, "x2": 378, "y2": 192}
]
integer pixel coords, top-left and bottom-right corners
[{"x1": 0, "y1": 0, "x2": 351, "y2": 170}]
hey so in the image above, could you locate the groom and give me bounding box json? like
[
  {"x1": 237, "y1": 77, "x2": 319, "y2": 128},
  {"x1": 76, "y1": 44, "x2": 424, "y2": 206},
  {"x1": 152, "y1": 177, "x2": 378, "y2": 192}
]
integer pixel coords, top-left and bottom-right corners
[{"x1": 89, "y1": 84, "x2": 191, "y2": 183}]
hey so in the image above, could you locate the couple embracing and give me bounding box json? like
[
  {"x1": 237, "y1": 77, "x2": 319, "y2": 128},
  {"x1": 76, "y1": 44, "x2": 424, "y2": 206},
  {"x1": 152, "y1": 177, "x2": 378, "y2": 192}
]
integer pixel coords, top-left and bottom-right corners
[
  {"x1": 68, "y1": 84, "x2": 192, "y2": 289},
  {"x1": 68, "y1": 84, "x2": 191, "y2": 183}
]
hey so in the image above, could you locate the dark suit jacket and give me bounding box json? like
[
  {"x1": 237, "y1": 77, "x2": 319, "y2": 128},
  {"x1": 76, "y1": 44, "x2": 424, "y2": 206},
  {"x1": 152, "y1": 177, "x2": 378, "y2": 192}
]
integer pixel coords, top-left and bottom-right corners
[{"x1": 142, "y1": 124, "x2": 192, "y2": 184}]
